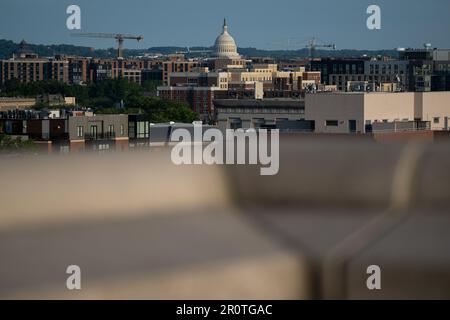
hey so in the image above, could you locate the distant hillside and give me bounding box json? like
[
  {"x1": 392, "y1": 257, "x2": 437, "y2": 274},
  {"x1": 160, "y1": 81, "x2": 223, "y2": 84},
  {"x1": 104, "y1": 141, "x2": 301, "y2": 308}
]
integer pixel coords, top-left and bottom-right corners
[
  {"x1": 0, "y1": 39, "x2": 115, "y2": 59},
  {"x1": 0, "y1": 39, "x2": 399, "y2": 60},
  {"x1": 237, "y1": 47, "x2": 398, "y2": 59}
]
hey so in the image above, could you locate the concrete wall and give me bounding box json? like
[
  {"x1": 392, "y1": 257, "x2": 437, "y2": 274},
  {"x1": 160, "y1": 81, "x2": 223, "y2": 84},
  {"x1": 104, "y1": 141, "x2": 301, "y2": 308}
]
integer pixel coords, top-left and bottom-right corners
[
  {"x1": 305, "y1": 93, "x2": 364, "y2": 133},
  {"x1": 68, "y1": 115, "x2": 129, "y2": 141},
  {"x1": 306, "y1": 92, "x2": 450, "y2": 133},
  {"x1": 421, "y1": 92, "x2": 450, "y2": 130},
  {"x1": 217, "y1": 111, "x2": 304, "y2": 131},
  {"x1": 364, "y1": 92, "x2": 415, "y2": 123}
]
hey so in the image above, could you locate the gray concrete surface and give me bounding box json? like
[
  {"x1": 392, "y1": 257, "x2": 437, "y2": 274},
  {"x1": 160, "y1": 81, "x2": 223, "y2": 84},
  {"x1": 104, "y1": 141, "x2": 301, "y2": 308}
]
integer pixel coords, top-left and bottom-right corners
[{"x1": 0, "y1": 137, "x2": 449, "y2": 299}]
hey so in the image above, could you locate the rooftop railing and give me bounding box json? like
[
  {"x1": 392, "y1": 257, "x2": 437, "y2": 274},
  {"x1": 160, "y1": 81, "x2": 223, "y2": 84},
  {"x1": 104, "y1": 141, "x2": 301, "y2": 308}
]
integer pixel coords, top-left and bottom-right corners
[{"x1": 84, "y1": 132, "x2": 116, "y2": 140}]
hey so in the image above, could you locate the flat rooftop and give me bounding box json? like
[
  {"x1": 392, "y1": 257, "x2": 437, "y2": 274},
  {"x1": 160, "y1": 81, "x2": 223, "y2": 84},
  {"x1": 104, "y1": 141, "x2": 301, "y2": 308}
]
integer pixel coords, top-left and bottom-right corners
[{"x1": 213, "y1": 98, "x2": 305, "y2": 108}]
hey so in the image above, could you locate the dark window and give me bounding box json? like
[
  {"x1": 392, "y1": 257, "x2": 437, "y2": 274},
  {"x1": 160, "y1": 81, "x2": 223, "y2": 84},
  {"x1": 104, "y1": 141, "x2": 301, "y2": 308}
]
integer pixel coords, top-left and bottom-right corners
[
  {"x1": 348, "y1": 120, "x2": 357, "y2": 133},
  {"x1": 90, "y1": 125, "x2": 98, "y2": 138},
  {"x1": 326, "y1": 120, "x2": 339, "y2": 127}
]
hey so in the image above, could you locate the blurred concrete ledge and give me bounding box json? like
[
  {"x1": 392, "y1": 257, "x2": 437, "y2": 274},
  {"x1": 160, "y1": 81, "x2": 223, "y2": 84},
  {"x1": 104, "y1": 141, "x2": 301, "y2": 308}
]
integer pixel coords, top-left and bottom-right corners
[
  {"x1": 0, "y1": 209, "x2": 310, "y2": 299},
  {"x1": 6, "y1": 253, "x2": 308, "y2": 300},
  {"x1": 228, "y1": 138, "x2": 450, "y2": 210},
  {"x1": 0, "y1": 137, "x2": 449, "y2": 299},
  {"x1": 0, "y1": 152, "x2": 230, "y2": 230}
]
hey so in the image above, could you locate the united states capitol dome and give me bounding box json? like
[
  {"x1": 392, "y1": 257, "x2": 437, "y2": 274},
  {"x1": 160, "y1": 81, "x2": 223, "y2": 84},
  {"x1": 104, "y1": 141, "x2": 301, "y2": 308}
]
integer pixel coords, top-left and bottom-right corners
[{"x1": 214, "y1": 19, "x2": 240, "y2": 59}]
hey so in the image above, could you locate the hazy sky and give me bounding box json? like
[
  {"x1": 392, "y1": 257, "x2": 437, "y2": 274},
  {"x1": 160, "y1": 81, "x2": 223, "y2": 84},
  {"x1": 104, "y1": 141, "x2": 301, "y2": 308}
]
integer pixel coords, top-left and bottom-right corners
[{"x1": 1, "y1": 0, "x2": 449, "y2": 50}]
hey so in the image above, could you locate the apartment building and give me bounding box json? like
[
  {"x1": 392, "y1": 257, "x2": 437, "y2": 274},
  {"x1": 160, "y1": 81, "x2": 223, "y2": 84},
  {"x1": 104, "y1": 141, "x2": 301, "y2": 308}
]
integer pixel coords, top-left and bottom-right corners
[
  {"x1": 122, "y1": 69, "x2": 142, "y2": 85},
  {"x1": 399, "y1": 48, "x2": 450, "y2": 92},
  {"x1": 214, "y1": 57, "x2": 247, "y2": 71},
  {"x1": 66, "y1": 56, "x2": 89, "y2": 84},
  {"x1": 162, "y1": 60, "x2": 199, "y2": 85},
  {"x1": 310, "y1": 57, "x2": 410, "y2": 92},
  {"x1": 310, "y1": 58, "x2": 368, "y2": 90},
  {"x1": 273, "y1": 68, "x2": 321, "y2": 92},
  {"x1": 0, "y1": 54, "x2": 69, "y2": 84},
  {"x1": 168, "y1": 69, "x2": 229, "y2": 88},
  {"x1": 364, "y1": 60, "x2": 408, "y2": 90},
  {"x1": 157, "y1": 85, "x2": 222, "y2": 121},
  {"x1": 88, "y1": 58, "x2": 144, "y2": 84}
]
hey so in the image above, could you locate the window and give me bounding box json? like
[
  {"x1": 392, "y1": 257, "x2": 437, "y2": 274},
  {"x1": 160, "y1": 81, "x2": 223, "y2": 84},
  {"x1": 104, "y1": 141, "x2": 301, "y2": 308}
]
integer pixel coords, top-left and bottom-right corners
[
  {"x1": 99, "y1": 144, "x2": 110, "y2": 151},
  {"x1": 326, "y1": 120, "x2": 339, "y2": 127},
  {"x1": 77, "y1": 126, "x2": 83, "y2": 138},
  {"x1": 120, "y1": 124, "x2": 125, "y2": 136},
  {"x1": 137, "y1": 121, "x2": 149, "y2": 138},
  {"x1": 90, "y1": 125, "x2": 98, "y2": 138},
  {"x1": 108, "y1": 124, "x2": 114, "y2": 133},
  {"x1": 433, "y1": 117, "x2": 440, "y2": 124}
]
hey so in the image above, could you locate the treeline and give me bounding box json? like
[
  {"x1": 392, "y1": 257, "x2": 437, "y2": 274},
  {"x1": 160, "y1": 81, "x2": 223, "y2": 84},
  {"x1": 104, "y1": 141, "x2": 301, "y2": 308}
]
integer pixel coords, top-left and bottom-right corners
[
  {"x1": 0, "y1": 39, "x2": 115, "y2": 59},
  {"x1": 0, "y1": 79, "x2": 199, "y2": 123},
  {"x1": 0, "y1": 39, "x2": 399, "y2": 60}
]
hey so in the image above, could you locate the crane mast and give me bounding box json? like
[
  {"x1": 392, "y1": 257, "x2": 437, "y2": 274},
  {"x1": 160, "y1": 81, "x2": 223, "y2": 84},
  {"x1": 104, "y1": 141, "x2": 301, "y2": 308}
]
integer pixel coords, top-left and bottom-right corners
[
  {"x1": 306, "y1": 37, "x2": 336, "y2": 60},
  {"x1": 71, "y1": 33, "x2": 144, "y2": 59}
]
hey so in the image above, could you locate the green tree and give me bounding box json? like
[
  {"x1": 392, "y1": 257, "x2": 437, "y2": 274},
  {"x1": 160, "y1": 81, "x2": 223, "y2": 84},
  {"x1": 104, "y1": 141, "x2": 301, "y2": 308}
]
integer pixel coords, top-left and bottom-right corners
[
  {"x1": 142, "y1": 80, "x2": 162, "y2": 94},
  {"x1": 0, "y1": 78, "x2": 200, "y2": 123},
  {"x1": 0, "y1": 134, "x2": 37, "y2": 153}
]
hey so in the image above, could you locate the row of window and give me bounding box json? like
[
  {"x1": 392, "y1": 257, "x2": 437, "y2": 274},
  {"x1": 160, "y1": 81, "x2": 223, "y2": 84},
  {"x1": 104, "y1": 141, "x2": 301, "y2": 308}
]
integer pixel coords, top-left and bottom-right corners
[
  {"x1": 76, "y1": 124, "x2": 125, "y2": 138},
  {"x1": 218, "y1": 107, "x2": 304, "y2": 114},
  {"x1": 241, "y1": 77, "x2": 271, "y2": 82},
  {"x1": 327, "y1": 118, "x2": 448, "y2": 127}
]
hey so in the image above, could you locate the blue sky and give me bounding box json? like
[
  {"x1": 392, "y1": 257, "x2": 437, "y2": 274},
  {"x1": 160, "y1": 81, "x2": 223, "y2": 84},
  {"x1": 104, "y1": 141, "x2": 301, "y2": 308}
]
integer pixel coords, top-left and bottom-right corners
[{"x1": 1, "y1": 0, "x2": 449, "y2": 50}]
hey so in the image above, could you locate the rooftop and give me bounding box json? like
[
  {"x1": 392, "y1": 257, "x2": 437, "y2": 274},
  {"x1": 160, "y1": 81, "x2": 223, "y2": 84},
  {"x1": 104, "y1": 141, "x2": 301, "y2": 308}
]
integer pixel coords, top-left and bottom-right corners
[{"x1": 213, "y1": 98, "x2": 305, "y2": 108}]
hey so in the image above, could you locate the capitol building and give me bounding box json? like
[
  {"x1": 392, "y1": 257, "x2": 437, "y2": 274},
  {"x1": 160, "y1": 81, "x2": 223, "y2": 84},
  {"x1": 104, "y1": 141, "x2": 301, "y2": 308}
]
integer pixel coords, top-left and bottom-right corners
[
  {"x1": 214, "y1": 19, "x2": 240, "y2": 59},
  {"x1": 212, "y1": 19, "x2": 245, "y2": 70}
]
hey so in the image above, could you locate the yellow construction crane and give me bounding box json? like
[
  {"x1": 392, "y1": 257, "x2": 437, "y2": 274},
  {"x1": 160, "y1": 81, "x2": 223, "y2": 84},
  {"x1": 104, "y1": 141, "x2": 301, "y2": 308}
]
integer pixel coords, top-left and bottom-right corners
[
  {"x1": 71, "y1": 33, "x2": 144, "y2": 59},
  {"x1": 267, "y1": 36, "x2": 336, "y2": 59},
  {"x1": 306, "y1": 37, "x2": 336, "y2": 60}
]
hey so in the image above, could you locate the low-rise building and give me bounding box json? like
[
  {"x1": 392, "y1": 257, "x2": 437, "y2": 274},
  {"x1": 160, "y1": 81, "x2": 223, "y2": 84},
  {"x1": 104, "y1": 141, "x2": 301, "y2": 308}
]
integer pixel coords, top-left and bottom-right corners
[
  {"x1": 305, "y1": 91, "x2": 450, "y2": 133},
  {"x1": 36, "y1": 94, "x2": 76, "y2": 106},
  {"x1": 0, "y1": 111, "x2": 130, "y2": 153},
  {"x1": 0, "y1": 97, "x2": 36, "y2": 111},
  {"x1": 213, "y1": 98, "x2": 306, "y2": 131}
]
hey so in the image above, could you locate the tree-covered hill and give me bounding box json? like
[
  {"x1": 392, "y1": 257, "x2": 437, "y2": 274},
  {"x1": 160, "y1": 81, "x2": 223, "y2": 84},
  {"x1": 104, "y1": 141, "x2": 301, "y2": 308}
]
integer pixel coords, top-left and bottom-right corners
[{"x1": 0, "y1": 39, "x2": 399, "y2": 60}]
